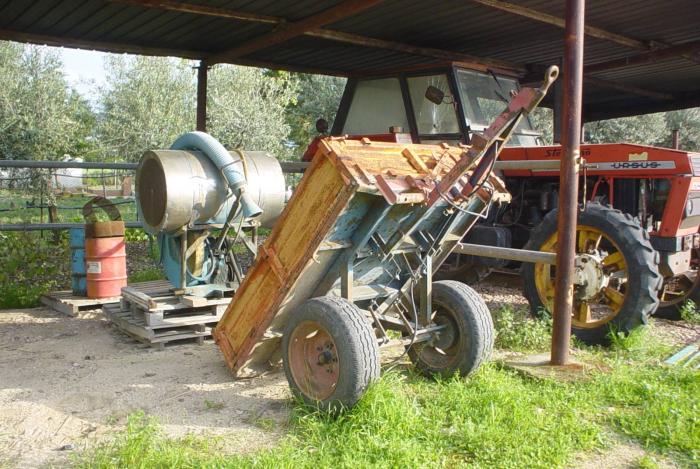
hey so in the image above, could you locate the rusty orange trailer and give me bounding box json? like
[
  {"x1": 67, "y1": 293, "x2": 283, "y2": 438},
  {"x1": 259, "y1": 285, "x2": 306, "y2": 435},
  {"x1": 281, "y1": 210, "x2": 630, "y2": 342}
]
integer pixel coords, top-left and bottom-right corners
[{"x1": 213, "y1": 69, "x2": 556, "y2": 411}]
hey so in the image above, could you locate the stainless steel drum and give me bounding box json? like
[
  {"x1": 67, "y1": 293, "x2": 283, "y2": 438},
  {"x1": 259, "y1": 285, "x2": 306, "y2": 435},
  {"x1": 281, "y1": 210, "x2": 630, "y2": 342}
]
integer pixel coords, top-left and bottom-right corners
[{"x1": 136, "y1": 149, "x2": 286, "y2": 233}]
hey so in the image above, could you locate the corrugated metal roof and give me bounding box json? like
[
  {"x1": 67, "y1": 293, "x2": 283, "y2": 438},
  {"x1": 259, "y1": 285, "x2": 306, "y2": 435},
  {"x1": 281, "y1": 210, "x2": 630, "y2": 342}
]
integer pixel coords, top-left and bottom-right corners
[{"x1": 0, "y1": 0, "x2": 699, "y2": 120}]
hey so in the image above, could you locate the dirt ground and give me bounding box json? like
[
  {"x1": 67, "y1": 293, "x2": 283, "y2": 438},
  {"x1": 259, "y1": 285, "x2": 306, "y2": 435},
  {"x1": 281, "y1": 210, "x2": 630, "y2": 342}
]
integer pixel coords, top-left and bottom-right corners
[{"x1": 0, "y1": 279, "x2": 697, "y2": 468}]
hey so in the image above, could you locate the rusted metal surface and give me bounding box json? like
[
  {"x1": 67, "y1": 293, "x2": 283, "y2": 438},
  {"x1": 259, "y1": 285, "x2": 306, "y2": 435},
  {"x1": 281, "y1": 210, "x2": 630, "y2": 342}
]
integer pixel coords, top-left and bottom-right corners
[
  {"x1": 207, "y1": 0, "x2": 385, "y2": 64},
  {"x1": 551, "y1": 0, "x2": 585, "y2": 366},
  {"x1": 213, "y1": 138, "x2": 508, "y2": 376}
]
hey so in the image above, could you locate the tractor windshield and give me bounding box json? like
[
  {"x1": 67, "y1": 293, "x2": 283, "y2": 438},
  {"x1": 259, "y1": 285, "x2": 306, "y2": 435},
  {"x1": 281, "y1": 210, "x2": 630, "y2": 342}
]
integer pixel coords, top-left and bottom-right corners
[{"x1": 455, "y1": 68, "x2": 541, "y2": 147}]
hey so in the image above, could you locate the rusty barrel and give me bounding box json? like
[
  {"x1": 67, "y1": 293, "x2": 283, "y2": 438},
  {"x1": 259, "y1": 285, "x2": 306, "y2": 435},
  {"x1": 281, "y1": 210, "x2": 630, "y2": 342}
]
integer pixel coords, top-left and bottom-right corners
[{"x1": 83, "y1": 197, "x2": 127, "y2": 299}]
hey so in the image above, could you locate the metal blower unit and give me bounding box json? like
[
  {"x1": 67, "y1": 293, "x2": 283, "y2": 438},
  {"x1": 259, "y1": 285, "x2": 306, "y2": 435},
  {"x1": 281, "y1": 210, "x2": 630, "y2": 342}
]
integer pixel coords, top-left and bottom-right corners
[{"x1": 135, "y1": 131, "x2": 287, "y2": 296}]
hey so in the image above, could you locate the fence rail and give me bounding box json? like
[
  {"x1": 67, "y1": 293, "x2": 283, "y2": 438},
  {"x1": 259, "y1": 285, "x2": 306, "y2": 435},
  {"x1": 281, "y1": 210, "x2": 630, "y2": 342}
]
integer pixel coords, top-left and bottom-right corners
[
  {"x1": 0, "y1": 159, "x2": 310, "y2": 172},
  {"x1": 0, "y1": 159, "x2": 310, "y2": 231}
]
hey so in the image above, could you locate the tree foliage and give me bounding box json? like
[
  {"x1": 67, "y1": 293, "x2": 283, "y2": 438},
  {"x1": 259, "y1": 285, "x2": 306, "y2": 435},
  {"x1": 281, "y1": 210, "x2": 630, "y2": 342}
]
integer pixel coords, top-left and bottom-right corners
[
  {"x1": 97, "y1": 55, "x2": 196, "y2": 162},
  {"x1": 285, "y1": 73, "x2": 346, "y2": 150},
  {"x1": 0, "y1": 42, "x2": 93, "y2": 162},
  {"x1": 584, "y1": 112, "x2": 667, "y2": 146},
  {"x1": 207, "y1": 65, "x2": 298, "y2": 159}
]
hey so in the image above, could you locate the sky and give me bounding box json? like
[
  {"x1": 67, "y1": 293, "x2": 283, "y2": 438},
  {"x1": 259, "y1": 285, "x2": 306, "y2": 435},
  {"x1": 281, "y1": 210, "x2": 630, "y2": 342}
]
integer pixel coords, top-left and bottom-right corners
[{"x1": 56, "y1": 47, "x2": 109, "y2": 101}]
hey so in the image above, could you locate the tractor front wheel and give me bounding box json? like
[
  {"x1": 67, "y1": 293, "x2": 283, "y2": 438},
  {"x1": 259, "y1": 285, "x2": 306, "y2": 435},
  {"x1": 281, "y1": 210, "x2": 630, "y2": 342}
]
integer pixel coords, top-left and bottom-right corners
[
  {"x1": 522, "y1": 203, "x2": 661, "y2": 344},
  {"x1": 656, "y1": 249, "x2": 700, "y2": 320},
  {"x1": 282, "y1": 296, "x2": 379, "y2": 413}
]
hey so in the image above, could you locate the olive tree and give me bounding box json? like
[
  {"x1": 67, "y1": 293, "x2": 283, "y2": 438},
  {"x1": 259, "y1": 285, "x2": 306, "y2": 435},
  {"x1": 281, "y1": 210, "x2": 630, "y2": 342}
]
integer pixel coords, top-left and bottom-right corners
[
  {"x1": 97, "y1": 55, "x2": 196, "y2": 162},
  {"x1": 207, "y1": 65, "x2": 298, "y2": 159},
  {"x1": 0, "y1": 42, "x2": 93, "y2": 163}
]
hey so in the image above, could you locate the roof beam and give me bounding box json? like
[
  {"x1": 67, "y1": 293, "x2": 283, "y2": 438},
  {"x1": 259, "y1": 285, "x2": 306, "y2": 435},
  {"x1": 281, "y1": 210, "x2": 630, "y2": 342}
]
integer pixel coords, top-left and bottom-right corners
[
  {"x1": 108, "y1": 0, "x2": 525, "y2": 72},
  {"x1": 107, "y1": 0, "x2": 279, "y2": 24},
  {"x1": 0, "y1": 29, "x2": 347, "y2": 76},
  {"x1": 206, "y1": 0, "x2": 384, "y2": 64},
  {"x1": 469, "y1": 0, "x2": 649, "y2": 50},
  {"x1": 0, "y1": 28, "x2": 203, "y2": 59},
  {"x1": 586, "y1": 40, "x2": 700, "y2": 73},
  {"x1": 306, "y1": 29, "x2": 524, "y2": 72},
  {"x1": 584, "y1": 76, "x2": 674, "y2": 101}
]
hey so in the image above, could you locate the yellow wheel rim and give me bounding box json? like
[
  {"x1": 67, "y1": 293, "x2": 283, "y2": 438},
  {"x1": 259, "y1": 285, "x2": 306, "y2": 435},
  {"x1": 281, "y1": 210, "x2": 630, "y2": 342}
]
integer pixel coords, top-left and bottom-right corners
[{"x1": 534, "y1": 225, "x2": 628, "y2": 329}]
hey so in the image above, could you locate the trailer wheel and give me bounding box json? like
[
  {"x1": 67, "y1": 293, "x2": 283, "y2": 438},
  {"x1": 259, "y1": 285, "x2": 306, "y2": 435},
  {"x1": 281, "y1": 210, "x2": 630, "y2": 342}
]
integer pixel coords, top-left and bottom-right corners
[
  {"x1": 522, "y1": 203, "x2": 661, "y2": 344},
  {"x1": 282, "y1": 296, "x2": 379, "y2": 412},
  {"x1": 408, "y1": 281, "x2": 494, "y2": 377}
]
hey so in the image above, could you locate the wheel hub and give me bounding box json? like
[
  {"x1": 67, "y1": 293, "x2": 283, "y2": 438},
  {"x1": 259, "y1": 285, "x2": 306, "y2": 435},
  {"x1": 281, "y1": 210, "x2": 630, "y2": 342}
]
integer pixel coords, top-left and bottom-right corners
[{"x1": 573, "y1": 253, "x2": 608, "y2": 301}]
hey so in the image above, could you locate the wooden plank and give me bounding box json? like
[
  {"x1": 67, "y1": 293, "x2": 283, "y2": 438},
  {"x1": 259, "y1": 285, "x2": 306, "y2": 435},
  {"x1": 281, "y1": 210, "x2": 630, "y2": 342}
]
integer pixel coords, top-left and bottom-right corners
[
  {"x1": 214, "y1": 153, "x2": 354, "y2": 373},
  {"x1": 41, "y1": 291, "x2": 120, "y2": 316}
]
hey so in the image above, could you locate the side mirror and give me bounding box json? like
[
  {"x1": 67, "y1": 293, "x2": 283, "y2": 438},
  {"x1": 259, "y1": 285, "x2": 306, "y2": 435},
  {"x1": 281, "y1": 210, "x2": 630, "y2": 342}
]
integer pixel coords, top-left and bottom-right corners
[
  {"x1": 315, "y1": 118, "x2": 329, "y2": 134},
  {"x1": 425, "y1": 86, "x2": 445, "y2": 105}
]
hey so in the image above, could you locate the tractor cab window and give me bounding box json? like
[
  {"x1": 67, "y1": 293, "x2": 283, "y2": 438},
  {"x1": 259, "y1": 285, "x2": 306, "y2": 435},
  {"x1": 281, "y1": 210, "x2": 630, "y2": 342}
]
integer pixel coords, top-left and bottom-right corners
[
  {"x1": 455, "y1": 68, "x2": 541, "y2": 146},
  {"x1": 406, "y1": 74, "x2": 460, "y2": 138},
  {"x1": 343, "y1": 78, "x2": 409, "y2": 135}
]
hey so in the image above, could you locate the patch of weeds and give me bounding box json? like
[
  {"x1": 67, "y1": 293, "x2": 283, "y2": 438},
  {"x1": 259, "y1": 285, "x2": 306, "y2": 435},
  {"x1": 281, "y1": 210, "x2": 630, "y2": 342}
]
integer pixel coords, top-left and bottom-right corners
[
  {"x1": 104, "y1": 413, "x2": 122, "y2": 425},
  {"x1": 203, "y1": 399, "x2": 225, "y2": 411},
  {"x1": 679, "y1": 299, "x2": 700, "y2": 324},
  {"x1": 128, "y1": 267, "x2": 165, "y2": 284},
  {"x1": 75, "y1": 412, "x2": 216, "y2": 468},
  {"x1": 634, "y1": 454, "x2": 663, "y2": 469},
  {"x1": 607, "y1": 324, "x2": 647, "y2": 352},
  {"x1": 0, "y1": 232, "x2": 67, "y2": 308},
  {"x1": 492, "y1": 305, "x2": 552, "y2": 352},
  {"x1": 588, "y1": 364, "x2": 699, "y2": 466}
]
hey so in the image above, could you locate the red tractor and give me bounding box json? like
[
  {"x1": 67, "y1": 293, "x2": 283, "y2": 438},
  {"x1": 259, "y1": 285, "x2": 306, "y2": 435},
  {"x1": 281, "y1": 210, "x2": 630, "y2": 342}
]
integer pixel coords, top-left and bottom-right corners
[{"x1": 304, "y1": 62, "x2": 700, "y2": 343}]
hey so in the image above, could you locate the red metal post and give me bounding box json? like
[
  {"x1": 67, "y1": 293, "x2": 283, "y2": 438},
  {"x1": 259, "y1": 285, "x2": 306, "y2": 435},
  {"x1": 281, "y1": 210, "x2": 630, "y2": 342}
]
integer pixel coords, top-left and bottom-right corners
[
  {"x1": 196, "y1": 61, "x2": 208, "y2": 132},
  {"x1": 551, "y1": 0, "x2": 585, "y2": 365}
]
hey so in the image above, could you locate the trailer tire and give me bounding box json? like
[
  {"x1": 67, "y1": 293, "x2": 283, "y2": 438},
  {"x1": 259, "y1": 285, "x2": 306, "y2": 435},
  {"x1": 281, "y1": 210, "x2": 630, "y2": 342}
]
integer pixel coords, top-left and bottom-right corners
[
  {"x1": 282, "y1": 296, "x2": 379, "y2": 413},
  {"x1": 522, "y1": 203, "x2": 661, "y2": 345},
  {"x1": 408, "y1": 281, "x2": 494, "y2": 377}
]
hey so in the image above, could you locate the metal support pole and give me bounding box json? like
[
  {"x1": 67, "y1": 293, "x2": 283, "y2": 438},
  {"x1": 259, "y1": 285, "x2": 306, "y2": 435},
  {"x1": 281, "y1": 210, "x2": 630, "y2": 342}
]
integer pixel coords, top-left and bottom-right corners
[
  {"x1": 551, "y1": 0, "x2": 585, "y2": 366},
  {"x1": 419, "y1": 255, "x2": 433, "y2": 324},
  {"x1": 551, "y1": 0, "x2": 586, "y2": 365},
  {"x1": 196, "y1": 61, "x2": 208, "y2": 132}
]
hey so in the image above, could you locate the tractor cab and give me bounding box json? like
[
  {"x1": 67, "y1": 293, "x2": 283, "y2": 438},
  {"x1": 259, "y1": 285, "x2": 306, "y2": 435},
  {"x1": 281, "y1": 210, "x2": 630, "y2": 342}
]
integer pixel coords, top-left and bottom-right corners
[{"x1": 304, "y1": 63, "x2": 542, "y2": 161}]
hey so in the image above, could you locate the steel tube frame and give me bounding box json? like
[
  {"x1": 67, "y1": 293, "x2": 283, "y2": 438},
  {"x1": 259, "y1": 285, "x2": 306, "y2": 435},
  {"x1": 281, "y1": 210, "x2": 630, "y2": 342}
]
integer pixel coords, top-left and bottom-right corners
[
  {"x1": 551, "y1": 0, "x2": 585, "y2": 366},
  {"x1": 454, "y1": 243, "x2": 558, "y2": 265}
]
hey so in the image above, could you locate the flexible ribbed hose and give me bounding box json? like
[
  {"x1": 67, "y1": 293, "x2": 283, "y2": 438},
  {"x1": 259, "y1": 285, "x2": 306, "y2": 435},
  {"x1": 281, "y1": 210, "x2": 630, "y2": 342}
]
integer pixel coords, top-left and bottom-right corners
[{"x1": 170, "y1": 131, "x2": 262, "y2": 218}]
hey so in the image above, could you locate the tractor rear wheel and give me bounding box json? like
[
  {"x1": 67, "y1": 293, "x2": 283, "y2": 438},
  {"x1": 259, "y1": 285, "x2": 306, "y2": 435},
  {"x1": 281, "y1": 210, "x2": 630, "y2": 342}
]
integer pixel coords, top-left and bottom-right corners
[
  {"x1": 282, "y1": 296, "x2": 379, "y2": 413},
  {"x1": 408, "y1": 281, "x2": 494, "y2": 377},
  {"x1": 522, "y1": 203, "x2": 661, "y2": 344}
]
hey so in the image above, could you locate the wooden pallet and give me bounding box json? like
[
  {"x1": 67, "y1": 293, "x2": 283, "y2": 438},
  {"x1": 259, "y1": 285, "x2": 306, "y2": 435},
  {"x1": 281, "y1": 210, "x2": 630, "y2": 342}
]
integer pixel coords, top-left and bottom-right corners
[
  {"x1": 104, "y1": 280, "x2": 231, "y2": 348},
  {"x1": 41, "y1": 290, "x2": 120, "y2": 316}
]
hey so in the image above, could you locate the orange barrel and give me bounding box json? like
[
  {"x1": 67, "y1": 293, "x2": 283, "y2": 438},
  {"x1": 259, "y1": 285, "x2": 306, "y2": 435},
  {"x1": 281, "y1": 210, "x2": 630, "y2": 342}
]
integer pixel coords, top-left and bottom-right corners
[{"x1": 83, "y1": 197, "x2": 128, "y2": 299}]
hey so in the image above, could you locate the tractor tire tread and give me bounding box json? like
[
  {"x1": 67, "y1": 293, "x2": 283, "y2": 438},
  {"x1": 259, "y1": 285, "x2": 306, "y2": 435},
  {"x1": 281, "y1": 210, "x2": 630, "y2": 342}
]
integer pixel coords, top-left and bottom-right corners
[{"x1": 522, "y1": 203, "x2": 661, "y2": 344}]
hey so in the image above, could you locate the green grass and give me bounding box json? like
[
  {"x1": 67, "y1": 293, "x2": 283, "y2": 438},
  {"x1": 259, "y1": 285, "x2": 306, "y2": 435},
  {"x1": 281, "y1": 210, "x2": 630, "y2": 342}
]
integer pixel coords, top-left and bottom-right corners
[
  {"x1": 492, "y1": 305, "x2": 552, "y2": 352},
  {"x1": 128, "y1": 267, "x2": 165, "y2": 284},
  {"x1": 679, "y1": 300, "x2": 700, "y2": 324},
  {"x1": 74, "y1": 316, "x2": 699, "y2": 469},
  {"x1": 0, "y1": 191, "x2": 139, "y2": 224}
]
